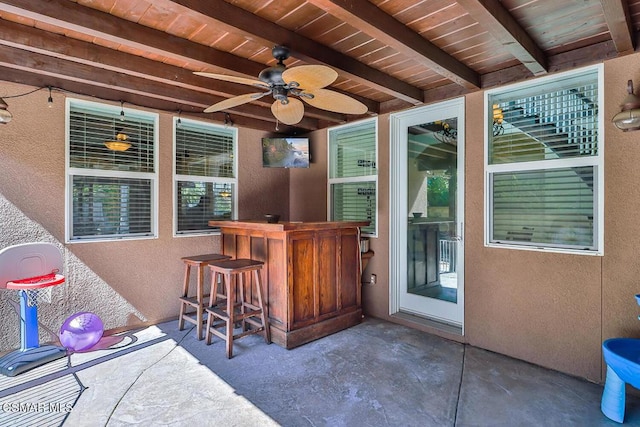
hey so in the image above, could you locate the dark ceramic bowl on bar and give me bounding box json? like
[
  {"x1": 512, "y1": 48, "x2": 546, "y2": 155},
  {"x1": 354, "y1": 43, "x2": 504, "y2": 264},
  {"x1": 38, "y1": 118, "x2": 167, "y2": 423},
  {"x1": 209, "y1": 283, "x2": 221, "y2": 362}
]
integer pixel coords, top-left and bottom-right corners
[{"x1": 265, "y1": 214, "x2": 280, "y2": 223}]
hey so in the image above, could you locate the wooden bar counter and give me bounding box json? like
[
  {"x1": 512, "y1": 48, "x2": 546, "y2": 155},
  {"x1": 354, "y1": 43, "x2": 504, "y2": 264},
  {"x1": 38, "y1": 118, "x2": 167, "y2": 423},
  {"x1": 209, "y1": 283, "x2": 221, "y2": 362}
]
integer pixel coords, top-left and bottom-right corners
[{"x1": 209, "y1": 220, "x2": 368, "y2": 349}]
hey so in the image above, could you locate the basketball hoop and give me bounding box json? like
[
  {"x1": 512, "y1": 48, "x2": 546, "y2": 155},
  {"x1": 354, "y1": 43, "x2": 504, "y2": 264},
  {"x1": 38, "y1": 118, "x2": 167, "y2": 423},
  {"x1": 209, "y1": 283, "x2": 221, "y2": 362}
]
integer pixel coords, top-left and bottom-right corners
[
  {"x1": 0, "y1": 243, "x2": 67, "y2": 376},
  {"x1": 7, "y1": 270, "x2": 64, "y2": 307}
]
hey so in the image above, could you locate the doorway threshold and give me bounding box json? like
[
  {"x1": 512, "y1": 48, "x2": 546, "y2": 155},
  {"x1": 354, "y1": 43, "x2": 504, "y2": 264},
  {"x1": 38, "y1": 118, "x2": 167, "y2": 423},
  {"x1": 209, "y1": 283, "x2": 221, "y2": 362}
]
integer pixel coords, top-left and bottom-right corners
[{"x1": 393, "y1": 311, "x2": 463, "y2": 336}]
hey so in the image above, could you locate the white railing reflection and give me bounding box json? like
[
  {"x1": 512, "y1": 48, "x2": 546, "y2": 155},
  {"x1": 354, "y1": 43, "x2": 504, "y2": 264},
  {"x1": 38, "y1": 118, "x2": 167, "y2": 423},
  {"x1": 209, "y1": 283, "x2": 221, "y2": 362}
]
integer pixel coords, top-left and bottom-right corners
[{"x1": 439, "y1": 239, "x2": 457, "y2": 273}]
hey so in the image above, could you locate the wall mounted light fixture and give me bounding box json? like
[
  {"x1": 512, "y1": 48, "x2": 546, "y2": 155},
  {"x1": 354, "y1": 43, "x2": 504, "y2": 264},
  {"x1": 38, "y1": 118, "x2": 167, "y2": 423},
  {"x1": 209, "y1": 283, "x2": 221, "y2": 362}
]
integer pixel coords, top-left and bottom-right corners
[
  {"x1": 612, "y1": 80, "x2": 640, "y2": 131},
  {"x1": 224, "y1": 113, "x2": 233, "y2": 128},
  {"x1": 0, "y1": 98, "x2": 12, "y2": 124}
]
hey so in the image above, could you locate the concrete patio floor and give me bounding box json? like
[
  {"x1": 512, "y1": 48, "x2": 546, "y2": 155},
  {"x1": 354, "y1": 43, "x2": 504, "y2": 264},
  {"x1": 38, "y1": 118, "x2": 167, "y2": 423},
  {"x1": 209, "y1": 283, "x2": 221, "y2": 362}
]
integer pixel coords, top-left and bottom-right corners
[{"x1": 1, "y1": 316, "x2": 639, "y2": 426}]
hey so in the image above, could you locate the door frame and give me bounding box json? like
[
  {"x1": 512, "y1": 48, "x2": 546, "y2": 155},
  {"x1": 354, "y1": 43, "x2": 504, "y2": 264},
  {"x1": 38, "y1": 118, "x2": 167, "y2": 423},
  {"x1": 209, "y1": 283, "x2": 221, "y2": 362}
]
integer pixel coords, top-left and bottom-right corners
[{"x1": 389, "y1": 98, "x2": 465, "y2": 333}]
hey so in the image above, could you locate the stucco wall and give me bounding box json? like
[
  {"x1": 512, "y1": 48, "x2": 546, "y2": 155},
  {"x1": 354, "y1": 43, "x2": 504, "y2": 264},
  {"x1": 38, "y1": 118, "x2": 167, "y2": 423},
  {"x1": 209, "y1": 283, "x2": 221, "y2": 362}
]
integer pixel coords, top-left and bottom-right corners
[
  {"x1": 462, "y1": 55, "x2": 640, "y2": 383},
  {"x1": 602, "y1": 55, "x2": 640, "y2": 350},
  {"x1": 289, "y1": 54, "x2": 640, "y2": 384},
  {"x1": 464, "y1": 90, "x2": 605, "y2": 381},
  {"x1": 0, "y1": 83, "x2": 287, "y2": 351},
  {"x1": 289, "y1": 129, "x2": 327, "y2": 222}
]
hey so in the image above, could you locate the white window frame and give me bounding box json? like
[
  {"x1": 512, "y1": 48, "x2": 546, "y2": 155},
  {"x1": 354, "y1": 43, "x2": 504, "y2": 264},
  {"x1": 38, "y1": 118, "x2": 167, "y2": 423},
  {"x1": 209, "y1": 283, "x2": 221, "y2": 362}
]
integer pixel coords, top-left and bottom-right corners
[
  {"x1": 173, "y1": 117, "x2": 238, "y2": 237},
  {"x1": 65, "y1": 98, "x2": 159, "y2": 243},
  {"x1": 327, "y1": 117, "x2": 378, "y2": 237},
  {"x1": 484, "y1": 64, "x2": 604, "y2": 255}
]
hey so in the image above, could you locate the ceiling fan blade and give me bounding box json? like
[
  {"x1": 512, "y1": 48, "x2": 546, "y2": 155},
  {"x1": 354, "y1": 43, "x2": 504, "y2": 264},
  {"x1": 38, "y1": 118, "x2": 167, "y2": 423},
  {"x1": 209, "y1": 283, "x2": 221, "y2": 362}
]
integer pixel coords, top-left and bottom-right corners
[
  {"x1": 302, "y1": 88, "x2": 368, "y2": 114},
  {"x1": 194, "y1": 72, "x2": 264, "y2": 87},
  {"x1": 271, "y1": 98, "x2": 305, "y2": 125},
  {"x1": 282, "y1": 65, "x2": 338, "y2": 89},
  {"x1": 204, "y1": 93, "x2": 266, "y2": 113}
]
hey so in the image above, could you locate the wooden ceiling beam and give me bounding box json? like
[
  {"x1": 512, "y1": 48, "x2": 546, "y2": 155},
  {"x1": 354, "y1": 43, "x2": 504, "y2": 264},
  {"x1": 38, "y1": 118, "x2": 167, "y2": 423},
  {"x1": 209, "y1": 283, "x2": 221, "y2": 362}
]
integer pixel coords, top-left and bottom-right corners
[
  {"x1": 305, "y1": 0, "x2": 480, "y2": 89},
  {"x1": 0, "y1": 17, "x2": 345, "y2": 124},
  {"x1": 0, "y1": 0, "x2": 267, "y2": 77},
  {"x1": 598, "y1": 0, "x2": 634, "y2": 54},
  {"x1": 0, "y1": 44, "x2": 320, "y2": 130},
  {"x1": 480, "y1": 40, "x2": 618, "y2": 90},
  {"x1": 456, "y1": 0, "x2": 548, "y2": 76},
  {"x1": 167, "y1": 0, "x2": 422, "y2": 104},
  {"x1": 420, "y1": 40, "x2": 620, "y2": 105},
  {"x1": 0, "y1": 67, "x2": 300, "y2": 133},
  {"x1": 0, "y1": 18, "x2": 251, "y2": 99}
]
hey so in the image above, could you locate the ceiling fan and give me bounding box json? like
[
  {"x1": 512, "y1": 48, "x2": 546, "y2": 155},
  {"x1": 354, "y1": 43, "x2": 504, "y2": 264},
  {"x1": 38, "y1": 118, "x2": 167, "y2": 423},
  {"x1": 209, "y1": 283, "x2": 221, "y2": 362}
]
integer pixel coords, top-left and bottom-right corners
[{"x1": 195, "y1": 46, "x2": 368, "y2": 125}]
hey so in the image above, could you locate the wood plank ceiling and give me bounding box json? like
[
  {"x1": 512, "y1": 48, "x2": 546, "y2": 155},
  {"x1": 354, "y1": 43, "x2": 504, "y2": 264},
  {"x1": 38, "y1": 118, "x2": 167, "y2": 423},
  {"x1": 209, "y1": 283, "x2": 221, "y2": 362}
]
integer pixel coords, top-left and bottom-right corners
[{"x1": 0, "y1": 0, "x2": 638, "y2": 133}]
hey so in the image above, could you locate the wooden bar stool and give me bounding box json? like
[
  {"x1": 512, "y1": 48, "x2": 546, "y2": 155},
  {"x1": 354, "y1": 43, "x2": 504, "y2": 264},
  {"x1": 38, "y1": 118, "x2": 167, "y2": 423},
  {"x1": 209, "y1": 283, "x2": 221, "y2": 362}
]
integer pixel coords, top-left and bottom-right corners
[
  {"x1": 205, "y1": 259, "x2": 271, "y2": 358},
  {"x1": 177, "y1": 253, "x2": 231, "y2": 340}
]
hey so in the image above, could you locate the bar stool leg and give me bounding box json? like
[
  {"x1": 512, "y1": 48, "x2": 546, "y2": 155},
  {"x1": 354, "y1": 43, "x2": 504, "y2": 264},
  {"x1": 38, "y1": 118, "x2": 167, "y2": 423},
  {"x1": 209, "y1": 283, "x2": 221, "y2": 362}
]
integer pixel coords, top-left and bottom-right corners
[
  {"x1": 205, "y1": 290, "x2": 215, "y2": 346},
  {"x1": 177, "y1": 263, "x2": 191, "y2": 331},
  {"x1": 208, "y1": 271, "x2": 219, "y2": 307},
  {"x1": 238, "y1": 271, "x2": 247, "y2": 332},
  {"x1": 254, "y1": 269, "x2": 271, "y2": 344},
  {"x1": 226, "y1": 272, "x2": 235, "y2": 359},
  {"x1": 195, "y1": 263, "x2": 206, "y2": 340}
]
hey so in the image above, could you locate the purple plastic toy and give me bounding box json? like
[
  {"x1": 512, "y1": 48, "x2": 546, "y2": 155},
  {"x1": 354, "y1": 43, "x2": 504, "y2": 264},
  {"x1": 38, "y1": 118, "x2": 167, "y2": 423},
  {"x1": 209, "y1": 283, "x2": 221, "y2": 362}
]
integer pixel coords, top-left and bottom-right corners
[{"x1": 59, "y1": 312, "x2": 104, "y2": 352}]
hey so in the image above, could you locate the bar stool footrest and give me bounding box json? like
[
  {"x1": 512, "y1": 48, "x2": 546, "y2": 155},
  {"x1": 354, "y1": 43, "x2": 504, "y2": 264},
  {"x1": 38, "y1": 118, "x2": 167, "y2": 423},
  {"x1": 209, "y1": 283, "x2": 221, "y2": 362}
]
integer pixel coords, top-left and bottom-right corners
[
  {"x1": 206, "y1": 306, "x2": 230, "y2": 321},
  {"x1": 179, "y1": 294, "x2": 211, "y2": 307}
]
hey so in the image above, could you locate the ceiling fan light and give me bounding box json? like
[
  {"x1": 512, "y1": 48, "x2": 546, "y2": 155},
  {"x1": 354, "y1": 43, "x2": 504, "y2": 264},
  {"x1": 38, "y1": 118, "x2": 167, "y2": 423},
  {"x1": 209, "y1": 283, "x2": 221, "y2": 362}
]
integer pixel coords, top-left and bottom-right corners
[
  {"x1": 104, "y1": 132, "x2": 131, "y2": 151},
  {"x1": 0, "y1": 97, "x2": 12, "y2": 124},
  {"x1": 105, "y1": 141, "x2": 132, "y2": 151}
]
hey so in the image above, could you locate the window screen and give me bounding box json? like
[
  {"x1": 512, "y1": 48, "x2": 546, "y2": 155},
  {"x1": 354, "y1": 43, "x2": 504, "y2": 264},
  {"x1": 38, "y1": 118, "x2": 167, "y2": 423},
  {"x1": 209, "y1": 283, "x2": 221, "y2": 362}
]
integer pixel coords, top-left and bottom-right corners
[
  {"x1": 175, "y1": 119, "x2": 236, "y2": 235},
  {"x1": 67, "y1": 99, "x2": 157, "y2": 241},
  {"x1": 489, "y1": 71, "x2": 598, "y2": 165}
]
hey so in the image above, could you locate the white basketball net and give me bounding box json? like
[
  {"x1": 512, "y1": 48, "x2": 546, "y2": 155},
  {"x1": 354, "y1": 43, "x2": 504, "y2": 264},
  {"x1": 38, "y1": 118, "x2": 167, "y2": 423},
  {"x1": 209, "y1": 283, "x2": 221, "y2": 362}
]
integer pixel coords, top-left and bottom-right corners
[{"x1": 25, "y1": 287, "x2": 53, "y2": 307}]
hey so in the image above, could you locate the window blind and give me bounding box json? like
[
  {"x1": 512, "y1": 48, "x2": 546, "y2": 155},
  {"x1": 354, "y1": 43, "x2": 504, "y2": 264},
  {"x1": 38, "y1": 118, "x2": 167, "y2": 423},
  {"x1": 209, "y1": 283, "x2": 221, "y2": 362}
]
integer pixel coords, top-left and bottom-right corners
[
  {"x1": 68, "y1": 101, "x2": 157, "y2": 241},
  {"x1": 329, "y1": 121, "x2": 377, "y2": 179},
  {"x1": 331, "y1": 182, "x2": 376, "y2": 235},
  {"x1": 175, "y1": 122, "x2": 234, "y2": 178},
  {"x1": 177, "y1": 181, "x2": 233, "y2": 232},
  {"x1": 72, "y1": 176, "x2": 153, "y2": 239},
  {"x1": 328, "y1": 119, "x2": 377, "y2": 236},
  {"x1": 69, "y1": 108, "x2": 155, "y2": 172},
  {"x1": 492, "y1": 167, "x2": 594, "y2": 249},
  {"x1": 175, "y1": 120, "x2": 236, "y2": 235}
]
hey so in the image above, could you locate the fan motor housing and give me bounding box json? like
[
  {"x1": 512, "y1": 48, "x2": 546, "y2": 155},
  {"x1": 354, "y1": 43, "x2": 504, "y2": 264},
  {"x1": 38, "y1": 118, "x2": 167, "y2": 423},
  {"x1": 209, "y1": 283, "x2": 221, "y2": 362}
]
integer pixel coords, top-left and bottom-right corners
[
  {"x1": 258, "y1": 64, "x2": 286, "y2": 85},
  {"x1": 272, "y1": 86, "x2": 289, "y2": 104}
]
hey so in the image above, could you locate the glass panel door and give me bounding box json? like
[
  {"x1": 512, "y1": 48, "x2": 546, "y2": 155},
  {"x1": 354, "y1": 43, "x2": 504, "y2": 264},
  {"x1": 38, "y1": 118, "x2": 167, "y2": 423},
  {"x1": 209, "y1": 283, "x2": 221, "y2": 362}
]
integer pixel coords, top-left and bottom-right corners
[
  {"x1": 390, "y1": 99, "x2": 464, "y2": 329},
  {"x1": 406, "y1": 118, "x2": 458, "y2": 303}
]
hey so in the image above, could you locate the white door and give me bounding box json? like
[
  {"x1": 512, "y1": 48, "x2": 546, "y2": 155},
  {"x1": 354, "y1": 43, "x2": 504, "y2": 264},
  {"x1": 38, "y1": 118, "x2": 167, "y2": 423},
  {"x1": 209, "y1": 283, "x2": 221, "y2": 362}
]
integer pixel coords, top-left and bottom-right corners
[{"x1": 390, "y1": 98, "x2": 465, "y2": 329}]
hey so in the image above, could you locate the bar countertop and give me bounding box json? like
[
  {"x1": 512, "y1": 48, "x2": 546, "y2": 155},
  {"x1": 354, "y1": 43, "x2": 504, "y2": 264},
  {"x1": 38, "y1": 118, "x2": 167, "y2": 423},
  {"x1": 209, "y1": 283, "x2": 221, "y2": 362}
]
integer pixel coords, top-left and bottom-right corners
[{"x1": 208, "y1": 219, "x2": 370, "y2": 232}]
